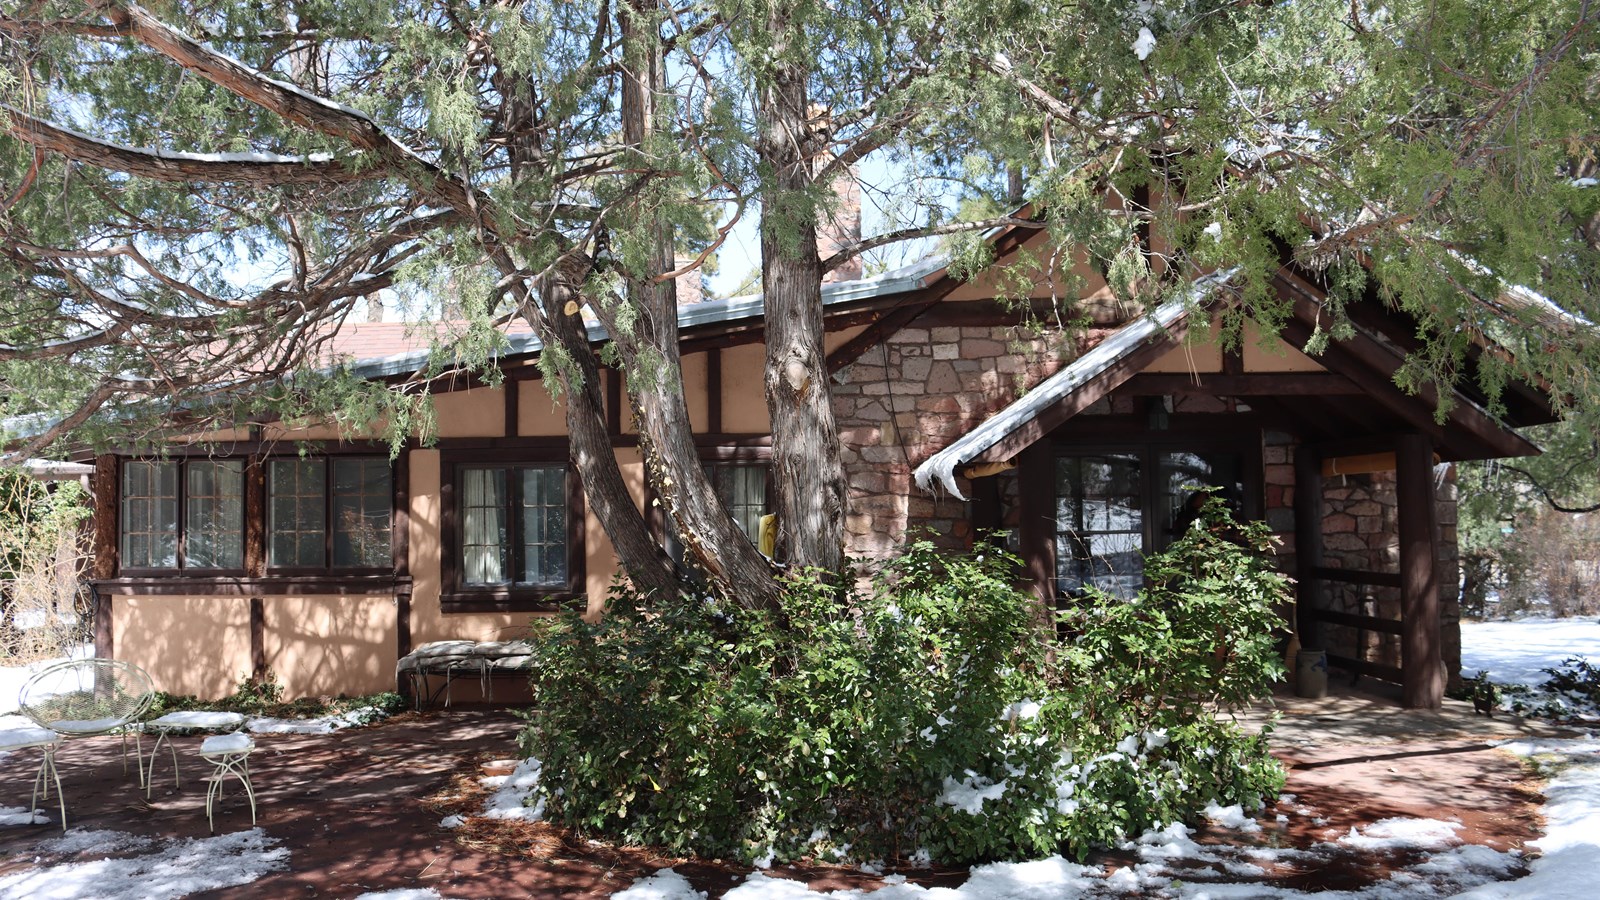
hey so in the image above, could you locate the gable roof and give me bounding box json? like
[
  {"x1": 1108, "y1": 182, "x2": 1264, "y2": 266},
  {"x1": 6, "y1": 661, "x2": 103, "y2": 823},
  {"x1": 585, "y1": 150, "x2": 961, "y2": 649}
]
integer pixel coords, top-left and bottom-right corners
[{"x1": 914, "y1": 271, "x2": 1233, "y2": 499}]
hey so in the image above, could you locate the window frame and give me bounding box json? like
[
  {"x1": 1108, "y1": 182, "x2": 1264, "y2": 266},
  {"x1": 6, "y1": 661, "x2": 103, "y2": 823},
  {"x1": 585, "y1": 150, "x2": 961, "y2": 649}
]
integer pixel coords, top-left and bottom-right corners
[
  {"x1": 116, "y1": 457, "x2": 247, "y2": 577},
  {"x1": 263, "y1": 455, "x2": 395, "y2": 576},
  {"x1": 439, "y1": 447, "x2": 585, "y2": 613},
  {"x1": 1049, "y1": 437, "x2": 1263, "y2": 600}
]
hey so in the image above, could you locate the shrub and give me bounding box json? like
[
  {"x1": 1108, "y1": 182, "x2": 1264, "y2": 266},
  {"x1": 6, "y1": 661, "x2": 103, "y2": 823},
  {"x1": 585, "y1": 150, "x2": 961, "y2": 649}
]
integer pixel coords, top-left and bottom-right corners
[{"x1": 522, "y1": 495, "x2": 1287, "y2": 865}]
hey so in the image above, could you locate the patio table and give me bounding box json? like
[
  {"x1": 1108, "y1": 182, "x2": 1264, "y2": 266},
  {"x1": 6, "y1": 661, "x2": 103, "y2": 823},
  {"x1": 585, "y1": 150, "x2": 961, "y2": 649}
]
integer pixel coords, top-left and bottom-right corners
[{"x1": 137, "y1": 710, "x2": 248, "y2": 797}]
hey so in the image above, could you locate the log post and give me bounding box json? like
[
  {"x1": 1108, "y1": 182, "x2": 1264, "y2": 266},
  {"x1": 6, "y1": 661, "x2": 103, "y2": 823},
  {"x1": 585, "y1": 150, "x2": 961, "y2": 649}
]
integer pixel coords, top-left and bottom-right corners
[{"x1": 1397, "y1": 433, "x2": 1443, "y2": 709}]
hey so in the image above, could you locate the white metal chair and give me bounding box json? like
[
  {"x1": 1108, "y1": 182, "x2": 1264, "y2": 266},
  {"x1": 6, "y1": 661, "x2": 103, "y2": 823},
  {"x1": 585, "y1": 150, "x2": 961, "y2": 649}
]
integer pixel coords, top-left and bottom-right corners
[
  {"x1": 198, "y1": 732, "x2": 256, "y2": 832},
  {"x1": 18, "y1": 658, "x2": 156, "y2": 785},
  {"x1": 138, "y1": 710, "x2": 247, "y2": 798},
  {"x1": 0, "y1": 726, "x2": 65, "y2": 830}
]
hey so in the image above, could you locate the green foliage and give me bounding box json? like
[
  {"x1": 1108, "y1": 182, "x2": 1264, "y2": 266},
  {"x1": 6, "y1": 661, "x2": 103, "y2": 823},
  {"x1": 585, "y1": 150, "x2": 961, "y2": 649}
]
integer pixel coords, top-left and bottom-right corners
[
  {"x1": 522, "y1": 498, "x2": 1287, "y2": 865},
  {"x1": 149, "y1": 671, "x2": 405, "y2": 724}
]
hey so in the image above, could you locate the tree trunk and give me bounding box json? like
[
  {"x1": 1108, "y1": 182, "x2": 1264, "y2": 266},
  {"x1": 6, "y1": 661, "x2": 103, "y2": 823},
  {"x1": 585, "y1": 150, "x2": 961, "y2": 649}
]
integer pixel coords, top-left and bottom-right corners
[
  {"x1": 519, "y1": 277, "x2": 681, "y2": 600},
  {"x1": 604, "y1": 0, "x2": 783, "y2": 610},
  {"x1": 494, "y1": 51, "x2": 679, "y2": 600},
  {"x1": 755, "y1": 12, "x2": 847, "y2": 574}
]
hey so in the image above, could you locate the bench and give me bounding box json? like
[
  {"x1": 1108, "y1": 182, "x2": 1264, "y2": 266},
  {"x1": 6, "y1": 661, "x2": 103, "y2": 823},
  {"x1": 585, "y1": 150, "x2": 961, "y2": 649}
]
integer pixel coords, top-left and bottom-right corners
[{"x1": 396, "y1": 640, "x2": 537, "y2": 708}]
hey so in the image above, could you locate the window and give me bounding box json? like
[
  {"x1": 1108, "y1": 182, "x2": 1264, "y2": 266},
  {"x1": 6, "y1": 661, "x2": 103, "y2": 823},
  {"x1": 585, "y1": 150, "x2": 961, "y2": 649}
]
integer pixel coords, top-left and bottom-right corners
[
  {"x1": 706, "y1": 463, "x2": 769, "y2": 544},
  {"x1": 441, "y1": 452, "x2": 583, "y2": 609},
  {"x1": 1055, "y1": 454, "x2": 1144, "y2": 599},
  {"x1": 267, "y1": 457, "x2": 392, "y2": 570},
  {"x1": 665, "y1": 462, "x2": 771, "y2": 565},
  {"x1": 119, "y1": 459, "x2": 243, "y2": 571},
  {"x1": 1054, "y1": 447, "x2": 1249, "y2": 600}
]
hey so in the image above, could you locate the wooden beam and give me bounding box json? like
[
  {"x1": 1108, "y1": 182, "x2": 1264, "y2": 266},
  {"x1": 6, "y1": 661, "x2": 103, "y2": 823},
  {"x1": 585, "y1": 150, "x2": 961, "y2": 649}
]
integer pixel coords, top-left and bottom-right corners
[
  {"x1": 825, "y1": 289, "x2": 944, "y2": 374},
  {"x1": 393, "y1": 449, "x2": 412, "y2": 692},
  {"x1": 1397, "y1": 432, "x2": 1444, "y2": 709},
  {"x1": 1307, "y1": 566, "x2": 1402, "y2": 589},
  {"x1": 1276, "y1": 271, "x2": 1540, "y2": 460},
  {"x1": 250, "y1": 597, "x2": 266, "y2": 679},
  {"x1": 504, "y1": 378, "x2": 521, "y2": 437},
  {"x1": 1016, "y1": 443, "x2": 1056, "y2": 604},
  {"x1": 1119, "y1": 372, "x2": 1362, "y2": 396},
  {"x1": 1293, "y1": 442, "x2": 1324, "y2": 650},
  {"x1": 1308, "y1": 608, "x2": 1404, "y2": 636},
  {"x1": 706, "y1": 348, "x2": 723, "y2": 435}
]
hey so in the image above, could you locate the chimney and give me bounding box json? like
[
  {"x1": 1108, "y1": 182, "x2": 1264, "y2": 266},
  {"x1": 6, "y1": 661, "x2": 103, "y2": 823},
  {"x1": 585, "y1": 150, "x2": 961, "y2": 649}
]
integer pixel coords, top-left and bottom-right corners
[
  {"x1": 808, "y1": 103, "x2": 863, "y2": 284},
  {"x1": 673, "y1": 255, "x2": 705, "y2": 306},
  {"x1": 817, "y1": 164, "x2": 862, "y2": 283},
  {"x1": 365, "y1": 292, "x2": 384, "y2": 323}
]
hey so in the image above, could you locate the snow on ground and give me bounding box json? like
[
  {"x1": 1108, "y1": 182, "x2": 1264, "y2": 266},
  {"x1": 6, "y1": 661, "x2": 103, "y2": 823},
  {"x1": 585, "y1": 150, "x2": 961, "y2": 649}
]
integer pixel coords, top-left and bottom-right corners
[
  {"x1": 608, "y1": 739, "x2": 1600, "y2": 900},
  {"x1": 353, "y1": 891, "x2": 464, "y2": 900},
  {"x1": 1460, "y1": 617, "x2": 1600, "y2": 686},
  {"x1": 0, "y1": 827, "x2": 288, "y2": 899},
  {"x1": 440, "y1": 757, "x2": 545, "y2": 829},
  {"x1": 0, "y1": 644, "x2": 92, "y2": 714}
]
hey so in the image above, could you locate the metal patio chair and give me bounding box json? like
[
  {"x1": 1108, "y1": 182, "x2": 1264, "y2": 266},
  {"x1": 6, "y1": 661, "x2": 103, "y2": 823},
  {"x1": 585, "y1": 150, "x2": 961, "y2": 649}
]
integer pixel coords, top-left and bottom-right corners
[{"x1": 18, "y1": 658, "x2": 157, "y2": 793}]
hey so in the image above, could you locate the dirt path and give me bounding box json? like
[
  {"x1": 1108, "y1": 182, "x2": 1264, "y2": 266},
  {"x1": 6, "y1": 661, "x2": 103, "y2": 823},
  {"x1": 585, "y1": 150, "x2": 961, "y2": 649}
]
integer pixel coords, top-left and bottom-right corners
[{"x1": 0, "y1": 692, "x2": 1567, "y2": 898}]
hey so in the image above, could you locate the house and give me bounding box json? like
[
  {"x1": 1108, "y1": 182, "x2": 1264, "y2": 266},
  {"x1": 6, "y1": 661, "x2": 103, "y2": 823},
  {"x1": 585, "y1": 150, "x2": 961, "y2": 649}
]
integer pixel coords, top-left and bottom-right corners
[{"x1": 76, "y1": 214, "x2": 1557, "y2": 710}]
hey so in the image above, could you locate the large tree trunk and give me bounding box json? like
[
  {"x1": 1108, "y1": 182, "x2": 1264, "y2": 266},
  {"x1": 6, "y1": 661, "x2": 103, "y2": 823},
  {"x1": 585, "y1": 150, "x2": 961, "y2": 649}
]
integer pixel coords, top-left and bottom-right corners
[
  {"x1": 518, "y1": 276, "x2": 681, "y2": 600},
  {"x1": 604, "y1": 1, "x2": 783, "y2": 610},
  {"x1": 494, "y1": 57, "x2": 679, "y2": 600},
  {"x1": 755, "y1": 12, "x2": 847, "y2": 574}
]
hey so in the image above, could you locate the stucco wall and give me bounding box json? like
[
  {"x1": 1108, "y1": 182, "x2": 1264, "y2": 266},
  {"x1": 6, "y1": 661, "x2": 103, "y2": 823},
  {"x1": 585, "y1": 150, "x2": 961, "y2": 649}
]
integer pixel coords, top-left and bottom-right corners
[
  {"x1": 114, "y1": 596, "x2": 252, "y2": 698},
  {"x1": 264, "y1": 596, "x2": 396, "y2": 697}
]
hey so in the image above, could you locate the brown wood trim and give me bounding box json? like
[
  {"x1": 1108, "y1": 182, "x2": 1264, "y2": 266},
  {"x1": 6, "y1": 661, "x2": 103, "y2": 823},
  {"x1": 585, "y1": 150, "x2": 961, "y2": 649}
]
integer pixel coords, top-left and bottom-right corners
[
  {"x1": 92, "y1": 455, "x2": 117, "y2": 580},
  {"x1": 605, "y1": 369, "x2": 622, "y2": 435},
  {"x1": 250, "y1": 597, "x2": 266, "y2": 678},
  {"x1": 1276, "y1": 271, "x2": 1539, "y2": 461},
  {"x1": 1016, "y1": 442, "x2": 1055, "y2": 604},
  {"x1": 92, "y1": 575, "x2": 410, "y2": 596},
  {"x1": 1306, "y1": 608, "x2": 1404, "y2": 635},
  {"x1": 825, "y1": 289, "x2": 943, "y2": 375},
  {"x1": 505, "y1": 378, "x2": 521, "y2": 437},
  {"x1": 392, "y1": 450, "x2": 410, "y2": 578},
  {"x1": 1119, "y1": 373, "x2": 1363, "y2": 396},
  {"x1": 437, "y1": 446, "x2": 586, "y2": 604},
  {"x1": 1326, "y1": 653, "x2": 1404, "y2": 684},
  {"x1": 439, "y1": 594, "x2": 581, "y2": 614},
  {"x1": 706, "y1": 347, "x2": 723, "y2": 435},
  {"x1": 1307, "y1": 566, "x2": 1402, "y2": 588},
  {"x1": 244, "y1": 458, "x2": 266, "y2": 578},
  {"x1": 430, "y1": 436, "x2": 578, "y2": 451},
  {"x1": 1397, "y1": 432, "x2": 1443, "y2": 709},
  {"x1": 395, "y1": 583, "x2": 412, "y2": 692},
  {"x1": 1293, "y1": 443, "x2": 1324, "y2": 648},
  {"x1": 975, "y1": 318, "x2": 1195, "y2": 465}
]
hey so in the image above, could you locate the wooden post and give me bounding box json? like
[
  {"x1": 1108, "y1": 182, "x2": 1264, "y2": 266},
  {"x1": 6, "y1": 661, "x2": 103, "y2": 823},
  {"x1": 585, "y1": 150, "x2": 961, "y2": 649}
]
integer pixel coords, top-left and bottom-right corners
[
  {"x1": 91, "y1": 455, "x2": 117, "y2": 659},
  {"x1": 1397, "y1": 432, "x2": 1443, "y2": 709},
  {"x1": 393, "y1": 448, "x2": 413, "y2": 695},
  {"x1": 1292, "y1": 442, "x2": 1324, "y2": 651},
  {"x1": 1016, "y1": 443, "x2": 1055, "y2": 606}
]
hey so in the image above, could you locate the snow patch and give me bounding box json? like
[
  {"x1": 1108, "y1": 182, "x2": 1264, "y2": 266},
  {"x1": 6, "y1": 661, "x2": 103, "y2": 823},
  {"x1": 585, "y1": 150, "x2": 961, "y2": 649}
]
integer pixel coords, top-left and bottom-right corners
[{"x1": 0, "y1": 827, "x2": 287, "y2": 899}]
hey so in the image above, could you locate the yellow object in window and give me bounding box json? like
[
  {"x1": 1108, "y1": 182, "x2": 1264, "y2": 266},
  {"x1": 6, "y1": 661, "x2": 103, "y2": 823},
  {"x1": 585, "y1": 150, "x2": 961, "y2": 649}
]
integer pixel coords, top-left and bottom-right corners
[{"x1": 758, "y1": 514, "x2": 778, "y2": 558}]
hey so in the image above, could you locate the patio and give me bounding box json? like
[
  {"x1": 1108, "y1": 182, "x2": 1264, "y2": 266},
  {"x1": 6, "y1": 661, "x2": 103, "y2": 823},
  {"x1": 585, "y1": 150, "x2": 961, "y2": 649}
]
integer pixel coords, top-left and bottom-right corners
[{"x1": 0, "y1": 687, "x2": 1580, "y2": 899}]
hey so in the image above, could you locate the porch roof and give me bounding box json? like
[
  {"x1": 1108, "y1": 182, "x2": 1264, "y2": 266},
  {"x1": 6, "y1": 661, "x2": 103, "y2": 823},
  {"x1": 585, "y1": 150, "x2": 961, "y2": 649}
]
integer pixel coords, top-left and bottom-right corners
[{"x1": 912, "y1": 270, "x2": 1236, "y2": 499}]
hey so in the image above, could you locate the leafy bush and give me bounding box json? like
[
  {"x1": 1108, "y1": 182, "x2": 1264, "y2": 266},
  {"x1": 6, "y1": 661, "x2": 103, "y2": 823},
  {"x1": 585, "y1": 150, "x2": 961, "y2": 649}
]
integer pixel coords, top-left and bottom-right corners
[
  {"x1": 150, "y1": 671, "x2": 406, "y2": 722},
  {"x1": 522, "y1": 495, "x2": 1287, "y2": 865}
]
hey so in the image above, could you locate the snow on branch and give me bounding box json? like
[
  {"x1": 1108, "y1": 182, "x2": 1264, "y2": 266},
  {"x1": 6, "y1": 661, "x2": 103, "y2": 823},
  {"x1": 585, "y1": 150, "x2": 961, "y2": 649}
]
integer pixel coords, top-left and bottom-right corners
[{"x1": 3, "y1": 105, "x2": 369, "y2": 185}]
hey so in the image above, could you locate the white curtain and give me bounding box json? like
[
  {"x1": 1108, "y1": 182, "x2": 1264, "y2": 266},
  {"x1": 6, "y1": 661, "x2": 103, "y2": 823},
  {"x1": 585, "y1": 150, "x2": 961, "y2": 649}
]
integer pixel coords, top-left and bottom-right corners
[{"x1": 462, "y1": 468, "x2": 506, "y2": 584}]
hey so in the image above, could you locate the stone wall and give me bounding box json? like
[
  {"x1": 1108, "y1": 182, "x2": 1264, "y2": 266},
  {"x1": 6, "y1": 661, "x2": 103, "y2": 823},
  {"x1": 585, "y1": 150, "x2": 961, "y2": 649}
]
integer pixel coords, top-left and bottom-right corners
[
  {"x1": 1263, "y1": 441, "x2": 1463, "y2": 685},
  {"x1": 831, "y1": 323, "x2": 1091, "y2": 570}
]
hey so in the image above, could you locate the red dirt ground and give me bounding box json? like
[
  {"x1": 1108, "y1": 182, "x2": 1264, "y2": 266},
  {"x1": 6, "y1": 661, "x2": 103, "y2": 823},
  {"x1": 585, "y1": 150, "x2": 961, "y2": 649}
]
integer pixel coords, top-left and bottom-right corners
[{"x1": 0, "y1": 705, "x2": 1551, "y2": 898}]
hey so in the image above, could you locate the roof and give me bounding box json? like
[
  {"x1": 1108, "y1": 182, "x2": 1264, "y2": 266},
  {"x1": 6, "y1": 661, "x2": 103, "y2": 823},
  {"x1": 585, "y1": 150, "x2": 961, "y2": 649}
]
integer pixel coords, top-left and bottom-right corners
[
  {"x1": 339, "y1": 255, "x2": 953, "y2": 380},
  {"x1": 912, "y1": 270, "x2": 1235, "y2": 499}
]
